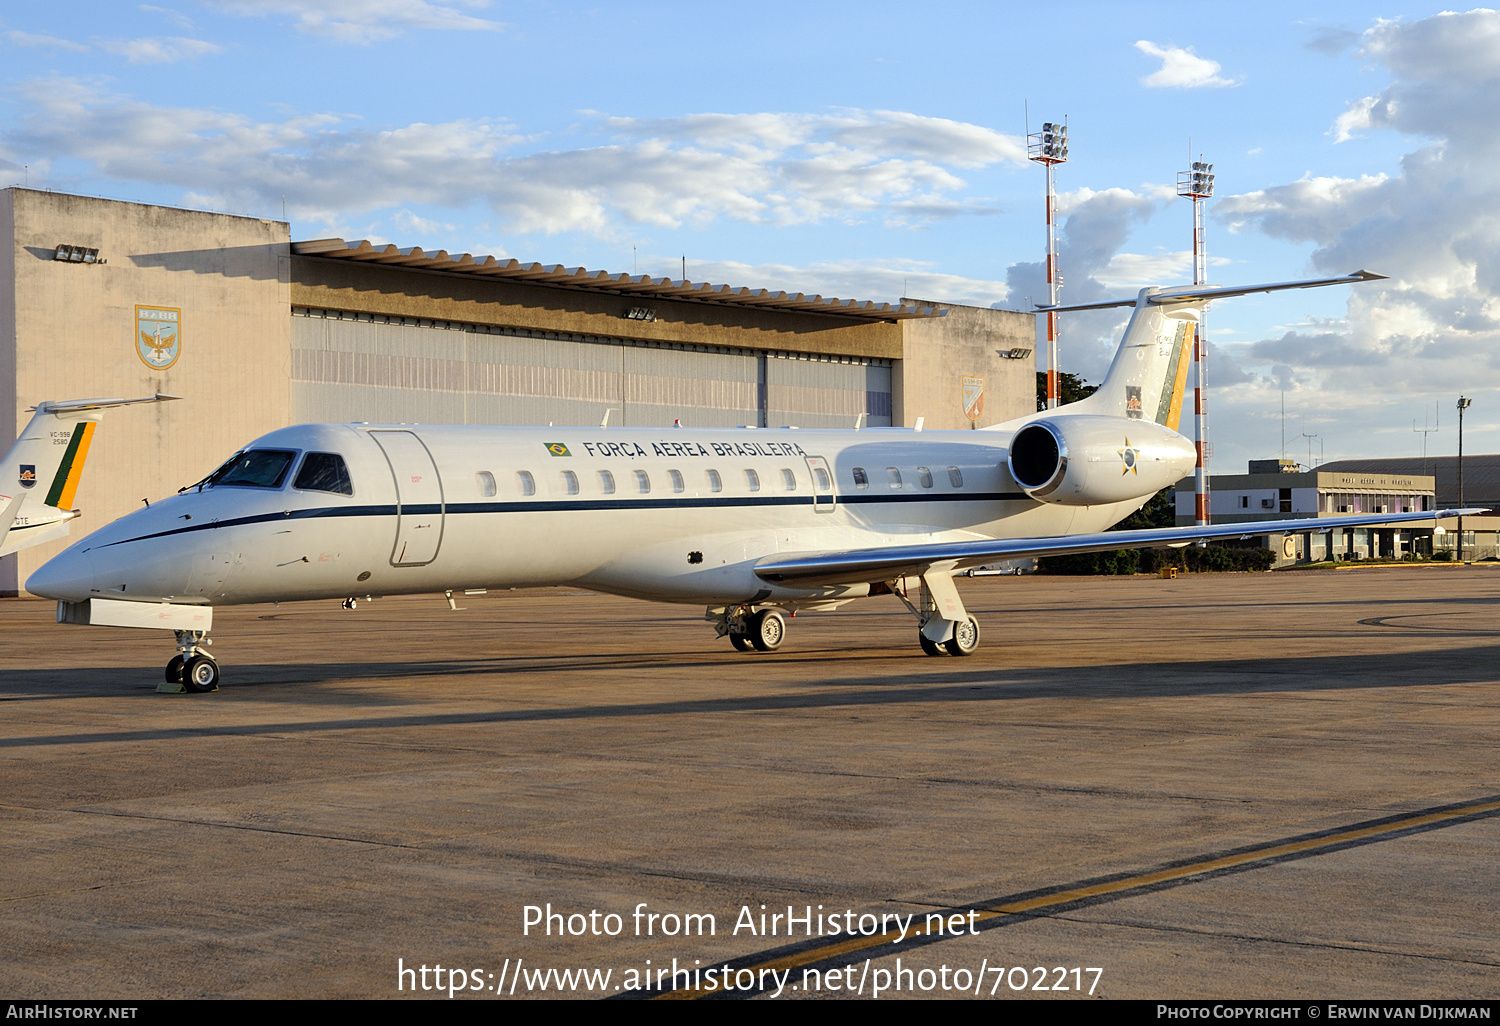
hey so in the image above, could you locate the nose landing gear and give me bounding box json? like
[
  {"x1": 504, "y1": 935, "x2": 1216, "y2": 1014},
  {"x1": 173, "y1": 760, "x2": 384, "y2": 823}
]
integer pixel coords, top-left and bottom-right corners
[{"x1": 159, "y1": 629, "x2": 219, "y2": 693}]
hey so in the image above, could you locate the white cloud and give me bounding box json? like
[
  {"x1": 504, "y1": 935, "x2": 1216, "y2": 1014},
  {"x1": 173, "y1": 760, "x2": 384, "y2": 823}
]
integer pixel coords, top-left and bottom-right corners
[
  {"x1": 1203, "y1": 9, "x2": 1500, "y2": 461},
  {"x1": 98, "y1": 36, "x2": 223, "y2": 62},
  {"x1": 3, "y1": 82, "x2": 1014, "y2": 237},
  {"x1": 138, "y1": 5, "x2": 196, "y2": 31},
  {"x1": 210, "y1": 0, "x2": 504, "y2": 43},
  {"x1": 3, "y1": 30, "x2": 88, "y2": 52},
  {"x1": 1134, "y1": 40, "x2": 1239, "y2": 89}
]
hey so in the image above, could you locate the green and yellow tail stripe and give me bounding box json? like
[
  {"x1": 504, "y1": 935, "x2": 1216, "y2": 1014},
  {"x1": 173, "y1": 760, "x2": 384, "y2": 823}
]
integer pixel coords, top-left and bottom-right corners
[
  {"x1": 45, "y1": 421, "x2": 96, "y2": 509},
  {"x1": 1160, "y1": 323, "x2": 1195, "y2": 431}
]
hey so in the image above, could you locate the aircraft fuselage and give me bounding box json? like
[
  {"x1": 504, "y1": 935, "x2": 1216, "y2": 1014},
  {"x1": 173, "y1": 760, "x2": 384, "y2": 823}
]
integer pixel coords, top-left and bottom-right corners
[{"x1": 29, "y1": 422, "x2": 1142, "y2": 609}]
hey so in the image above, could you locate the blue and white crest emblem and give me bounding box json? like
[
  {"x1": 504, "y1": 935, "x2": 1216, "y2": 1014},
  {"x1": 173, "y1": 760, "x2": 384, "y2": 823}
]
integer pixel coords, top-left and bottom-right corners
[{"x1": 136, "y1": 305, "x2": 181, "y2": 370}]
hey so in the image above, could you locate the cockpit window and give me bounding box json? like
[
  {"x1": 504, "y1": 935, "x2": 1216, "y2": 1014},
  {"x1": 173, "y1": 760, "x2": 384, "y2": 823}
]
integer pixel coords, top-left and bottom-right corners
[
  {"x1": 294, "y1": 452, "x2": 354, "y2": 495},
  {"x1": 209, "y1": 450, "x2": 297, "y2": 489}
]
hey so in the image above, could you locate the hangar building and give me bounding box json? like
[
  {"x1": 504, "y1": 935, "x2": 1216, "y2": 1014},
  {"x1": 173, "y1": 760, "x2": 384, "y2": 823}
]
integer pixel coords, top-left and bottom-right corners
[{"x1": 1, "y1": 188, "x2": 1034, "y2": 595}]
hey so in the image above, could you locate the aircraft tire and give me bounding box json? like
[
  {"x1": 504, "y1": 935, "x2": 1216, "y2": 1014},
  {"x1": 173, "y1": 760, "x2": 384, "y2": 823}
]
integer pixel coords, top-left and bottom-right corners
[
  {"x1": 919, "y1": 633, "x2": 945, "y2": 657},
  {"x1": 183, "y1": 656, "x2": 220, "y2": 693},
  {"x1": 729, "y1": 632, "x2": 753, "y2": 652},
  {"x1": 750, "y1": 609, "x2": 786, "y2": 652},
  {"x1": 165, "y1": 655, "x2": 186, "y2": 683},
  {"x1": 944, "y1": 617, "x2": 980, "y2": 657}
]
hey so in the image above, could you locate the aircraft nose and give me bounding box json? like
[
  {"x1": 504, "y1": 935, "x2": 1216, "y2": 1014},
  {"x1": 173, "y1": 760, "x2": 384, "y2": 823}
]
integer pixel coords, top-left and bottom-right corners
[{"x1": 27, "y1": 545, "x2": 98, "y2": 602}]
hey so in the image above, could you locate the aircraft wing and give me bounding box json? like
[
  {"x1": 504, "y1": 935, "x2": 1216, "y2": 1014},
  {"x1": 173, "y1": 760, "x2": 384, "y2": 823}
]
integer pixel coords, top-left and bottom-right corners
[{"x1": 753, "y1": 508, "x2": 1485, "y2": 587}]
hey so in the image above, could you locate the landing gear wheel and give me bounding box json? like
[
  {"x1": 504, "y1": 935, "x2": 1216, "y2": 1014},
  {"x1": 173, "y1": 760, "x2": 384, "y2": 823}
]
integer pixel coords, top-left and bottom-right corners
[
  {"x1": 944, "y1": 617, "x2": 980, "y2": 657},
  {"x1": 729, "y1": 632, "x2": 753, "y2": 652},
  {"x1": 183, "y1": 656, "x2": 220, "y2": 693},
  {"x1": 749, "y1": 609, "x2": 786, "y2": 652},
  {"x1": 165, "y1": 655, "x2": 186, "y2": 683},
  {"x1": 919, "y1": 633, "x2": 944, "y2": 657}
]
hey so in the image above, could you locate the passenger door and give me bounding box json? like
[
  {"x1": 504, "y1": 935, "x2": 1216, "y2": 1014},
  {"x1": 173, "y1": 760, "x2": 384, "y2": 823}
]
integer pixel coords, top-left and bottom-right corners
[
  {"x1": 370, "y1": 430, "x2": 445, "y2": 566},
  {"x1": 805, "y1": 455, "x2": 836, "y2": 514}
]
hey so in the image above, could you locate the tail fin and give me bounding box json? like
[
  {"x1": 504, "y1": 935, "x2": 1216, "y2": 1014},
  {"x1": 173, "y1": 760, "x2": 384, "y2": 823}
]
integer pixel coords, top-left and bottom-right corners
[
  {"x1": 1071, "y1": 297, "x2": 1199, "y2": 427},
  {"x1": 0, "y1": 394, "x2": 178, "y2": 557},
  {"x1": 1039, "y1": 271, "x2": 1386, "y2": 426}
]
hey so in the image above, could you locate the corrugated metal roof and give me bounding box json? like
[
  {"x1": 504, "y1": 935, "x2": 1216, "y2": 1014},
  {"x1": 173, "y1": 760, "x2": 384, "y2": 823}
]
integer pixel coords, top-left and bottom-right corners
[{"x1": 292, "y1": 238, "x2": 945, "y2": 321}]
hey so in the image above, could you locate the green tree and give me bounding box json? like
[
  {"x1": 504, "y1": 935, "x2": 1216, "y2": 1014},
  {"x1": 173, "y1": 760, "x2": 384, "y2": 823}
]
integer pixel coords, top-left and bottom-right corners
[
  {"x1": 1111, "y1": 487, "x2": 1176, "y2": 531},
  {"x1": 1036, "y1": 371, "x2": 1098, "y2": 411}
]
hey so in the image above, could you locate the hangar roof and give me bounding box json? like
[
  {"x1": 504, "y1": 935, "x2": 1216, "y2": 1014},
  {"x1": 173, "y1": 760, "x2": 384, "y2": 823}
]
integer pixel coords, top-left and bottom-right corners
[{"x1": 292, "y1": 238, "x2": 946, "y2": 321}]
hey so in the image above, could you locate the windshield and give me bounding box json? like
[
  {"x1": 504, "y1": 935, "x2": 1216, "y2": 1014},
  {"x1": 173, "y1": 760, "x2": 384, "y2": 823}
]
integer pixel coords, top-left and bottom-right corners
[{"x1": 207, "y1": 449, "x2": 297, "y2": 489}]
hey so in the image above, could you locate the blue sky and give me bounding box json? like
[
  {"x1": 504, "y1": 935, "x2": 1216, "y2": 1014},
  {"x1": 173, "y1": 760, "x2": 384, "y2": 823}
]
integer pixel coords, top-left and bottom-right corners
[{"x1": 1, "y1": 1, "x2": 1493, "y2": 474}]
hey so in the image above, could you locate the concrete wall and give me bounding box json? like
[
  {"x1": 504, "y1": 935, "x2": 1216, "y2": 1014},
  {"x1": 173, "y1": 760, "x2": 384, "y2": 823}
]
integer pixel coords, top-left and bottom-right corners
[
  {"x1": 894, "y1": 299, "x2": 1034, "y2": 430},
  {"x1": 2, "y1": 189, "x2": 290, "y2": 594}
]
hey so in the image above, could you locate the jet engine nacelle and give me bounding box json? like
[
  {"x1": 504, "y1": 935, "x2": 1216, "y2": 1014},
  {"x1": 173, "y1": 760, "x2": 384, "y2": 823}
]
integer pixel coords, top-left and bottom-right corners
[{"x1": 1008, "y1": 415, "x2": 1196, "y2": 506}]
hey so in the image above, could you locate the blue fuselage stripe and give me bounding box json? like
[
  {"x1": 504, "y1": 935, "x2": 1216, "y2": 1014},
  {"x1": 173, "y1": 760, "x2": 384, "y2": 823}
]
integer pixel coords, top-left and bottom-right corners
[{"x1": 96, "y1": 490, "x2": 1034, "y2": 549}]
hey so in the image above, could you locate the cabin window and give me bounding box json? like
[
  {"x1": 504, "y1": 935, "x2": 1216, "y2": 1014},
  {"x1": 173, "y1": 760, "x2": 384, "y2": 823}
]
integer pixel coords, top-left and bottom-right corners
[
  {"x1": 887, "y1": 467, "x2": 902, "y2": 489},
  {"x1": 814, "y1": 467, "x2": 831, "y2": 490},
  {"x1": 706, "y1": 469, "x2": 722, "y2": 493},
  {"x1": 745, "y1": 469, "x2": 760, "y2": 492},
  {"x1": 781, "y1": 468, "x2": 797, "y2": 491},
  {"x1": 947, "y1": 467, "x2": 963, "y2": 488},
  {"x1": 599, "y1": 470, "x2": 616, "y2": 494},
  {"x1": 517, "y1": 471, "x2": 536, "y2": 496},
  {"x1": 294, "y1": 453, "x2": 354, "y2": 496},
  {"x1": 852, "y1": 467, "x2": 869, "y2": 489},
  {"x1": 917, "y1": 467, "x2": 933, "y2": 489},
  {"x1": 475, "y1": 470, "x2": 497, "y2": 497},
  {"x1": 209, "y1": 449, "x2": 296, "y2": 489},
  {"x1": 635, "y1": 470, "x2": 651, "y2": 494},
  {"x1": 561, "y1": 470, "x2": 579, "y2": 495},
  {"x1": 669, "y1": 469, "x2": 685, "y2": 493}
]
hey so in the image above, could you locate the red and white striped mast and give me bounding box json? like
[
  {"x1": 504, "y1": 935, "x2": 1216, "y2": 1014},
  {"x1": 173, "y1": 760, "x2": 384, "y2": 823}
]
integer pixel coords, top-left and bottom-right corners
[
  {"x1": 1178, "y1": 159, "x2": 1214, "y2": 525},
  {"x1": 1028, "y1": 119, "x2": 1068, "y2": 409}
]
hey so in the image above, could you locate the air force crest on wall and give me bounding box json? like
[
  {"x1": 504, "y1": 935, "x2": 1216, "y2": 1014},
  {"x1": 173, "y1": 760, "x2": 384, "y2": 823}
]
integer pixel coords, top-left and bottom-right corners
[
  {"x1": 961, "y1": 376, "x2": 985, "y2": 422},
  {"x1": 136, "y1": 305, "x2": 181, "y2": 370}
]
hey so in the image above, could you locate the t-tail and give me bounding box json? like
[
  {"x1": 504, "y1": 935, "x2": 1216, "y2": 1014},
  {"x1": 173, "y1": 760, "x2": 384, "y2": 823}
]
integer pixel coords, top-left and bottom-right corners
[
  {"x1": 0, "y1": 394, "x2": 178, "y2": 556},
  {"x1": 1036, "y1": 271, "x2": 1387, "y2": 425}
]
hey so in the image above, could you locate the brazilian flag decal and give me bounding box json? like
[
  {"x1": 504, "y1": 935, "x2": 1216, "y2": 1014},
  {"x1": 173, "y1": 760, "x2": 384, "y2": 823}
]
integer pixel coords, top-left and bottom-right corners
[
  {"x1": 545, "y1": 442, "x2": 571, "y2": 457},
  {"x1": 46, "y1": 422, "x2": 96, "y2": 509}
]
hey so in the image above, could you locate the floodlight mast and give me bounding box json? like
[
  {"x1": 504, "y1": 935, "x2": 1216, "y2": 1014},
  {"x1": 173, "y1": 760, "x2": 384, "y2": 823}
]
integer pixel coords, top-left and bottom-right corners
[
  {"x1": 1178, "y1": 159, "x2": 1215, "y2": 527},
  {"x1": 1028, "y1": 120, "x2": 1068, "y2": 409}
]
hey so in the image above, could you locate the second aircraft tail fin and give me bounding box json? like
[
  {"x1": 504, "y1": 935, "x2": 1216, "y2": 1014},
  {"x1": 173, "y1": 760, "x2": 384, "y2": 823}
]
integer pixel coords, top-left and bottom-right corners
[{"x1": 0, "y1": 394, "x2": 178, "y2": 557}]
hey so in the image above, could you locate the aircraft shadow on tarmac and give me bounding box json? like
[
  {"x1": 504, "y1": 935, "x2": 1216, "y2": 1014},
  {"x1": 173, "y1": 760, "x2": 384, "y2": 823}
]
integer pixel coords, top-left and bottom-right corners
[{"x1": 4, "y1": 638, "x2": 1500, "y2": 750}]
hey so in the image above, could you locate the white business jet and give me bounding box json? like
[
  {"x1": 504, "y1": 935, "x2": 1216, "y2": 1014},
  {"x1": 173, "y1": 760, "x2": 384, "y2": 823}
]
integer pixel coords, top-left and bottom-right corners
[
  {"x1": 28, "y1": 273, "x2": 1470, "y2": 693},
  {"x1": 0, "y1": 394, "x2": 177, "y2": 557}
]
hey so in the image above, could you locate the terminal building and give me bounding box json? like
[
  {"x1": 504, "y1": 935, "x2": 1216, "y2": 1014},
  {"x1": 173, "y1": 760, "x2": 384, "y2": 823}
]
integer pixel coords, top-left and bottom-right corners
[
  {"x1": 1, "y1": 188, "x2": 1035, "y2": 594},
  {"x1": 1177, "y1": 457, "x2": 1500, "y2": 564}
]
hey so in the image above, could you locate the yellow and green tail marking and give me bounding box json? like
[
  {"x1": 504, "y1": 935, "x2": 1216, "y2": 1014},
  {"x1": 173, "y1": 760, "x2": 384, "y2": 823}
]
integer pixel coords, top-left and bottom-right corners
[
  {"x1": 1156, "y1": 323, "x2": 1195, "y2": 430},
  {"x1": 45, "y1": 422, "x2": 96, "y2": 509}
]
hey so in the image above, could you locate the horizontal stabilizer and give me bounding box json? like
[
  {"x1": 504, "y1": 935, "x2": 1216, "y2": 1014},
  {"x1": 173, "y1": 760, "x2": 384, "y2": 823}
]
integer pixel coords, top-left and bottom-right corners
[
  {"x1": 29, "y1": 393, "x2": 181, "y2": 414},
  {"x1": 755, "y1": 508, "x2": 1484, "y2": 587},
  {"x1": 1036, "y1": 271, "x2": 1387, "y2": 313},
  {"x1": 0, "y1": 493, "x2": 23, "y2": 551}
]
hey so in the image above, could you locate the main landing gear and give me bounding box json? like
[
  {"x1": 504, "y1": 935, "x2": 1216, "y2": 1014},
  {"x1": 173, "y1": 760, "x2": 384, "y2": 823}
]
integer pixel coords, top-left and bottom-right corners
[
  {"x1": 161, "y1": 629, "x2": 219, "y2": 693},
  {"x1": 712, "y1": 605, "x2": 788, "y2": 653},
  {"x1": 895, "y1": 572, "x2": 981, "y2": 657}
]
